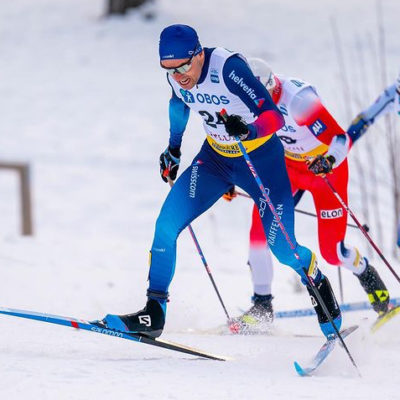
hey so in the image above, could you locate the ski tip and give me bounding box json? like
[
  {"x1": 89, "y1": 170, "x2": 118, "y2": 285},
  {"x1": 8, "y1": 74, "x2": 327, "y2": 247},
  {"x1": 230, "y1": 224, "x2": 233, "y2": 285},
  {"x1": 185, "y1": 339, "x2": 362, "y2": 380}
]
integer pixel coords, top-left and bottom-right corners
[
  {"x1": 371, "y1": 305, "x2": 400, "y2": 333},
  {"x1": 214, "y1": 354, "x2": 233, "y2": 361},
  {"x1": 199, "y1": 354, "x2": 232, "y2": 361},
  {"x1": 294, "y1": 361, "x2": 308, "y2": 377}
]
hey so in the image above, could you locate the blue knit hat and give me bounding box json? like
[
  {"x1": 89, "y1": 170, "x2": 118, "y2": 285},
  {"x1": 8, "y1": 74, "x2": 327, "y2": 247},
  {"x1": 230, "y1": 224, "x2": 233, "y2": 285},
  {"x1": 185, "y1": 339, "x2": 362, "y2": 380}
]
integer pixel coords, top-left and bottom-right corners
[{"x1": 159, "y1": 24, "x2": 202, "y2": 60}]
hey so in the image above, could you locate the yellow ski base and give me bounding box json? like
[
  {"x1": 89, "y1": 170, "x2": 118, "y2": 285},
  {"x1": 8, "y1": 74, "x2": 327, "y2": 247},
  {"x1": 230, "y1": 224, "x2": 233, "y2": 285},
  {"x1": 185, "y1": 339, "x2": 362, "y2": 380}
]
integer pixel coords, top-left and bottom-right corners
[{"x1": 371, "y1": 306, "x2": 400, "y2": 333}]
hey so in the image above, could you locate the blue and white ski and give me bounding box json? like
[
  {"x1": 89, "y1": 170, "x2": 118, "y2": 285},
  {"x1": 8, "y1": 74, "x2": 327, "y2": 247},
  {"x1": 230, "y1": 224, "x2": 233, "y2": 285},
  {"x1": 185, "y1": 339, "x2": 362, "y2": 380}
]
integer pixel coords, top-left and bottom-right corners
[
  {"x1": 294, "y1": 325, "x2": 358, "y2": 376},
  {"x1": 276, "y1": 297, "x2": 400, "y2": 319},
  {"x1": 0, "y1": 307, "x2": 228, "y2": 361}
]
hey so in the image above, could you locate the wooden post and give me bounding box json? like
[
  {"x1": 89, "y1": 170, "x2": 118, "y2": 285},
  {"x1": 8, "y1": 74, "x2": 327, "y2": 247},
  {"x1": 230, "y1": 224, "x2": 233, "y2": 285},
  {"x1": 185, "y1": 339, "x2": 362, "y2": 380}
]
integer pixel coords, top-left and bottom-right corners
[
  {"x1": 0, "y1": 162, "x2": 33, "y2": 236},
  {"x1": 107, "y1": 0, "x2": 151, "y2": 15}
]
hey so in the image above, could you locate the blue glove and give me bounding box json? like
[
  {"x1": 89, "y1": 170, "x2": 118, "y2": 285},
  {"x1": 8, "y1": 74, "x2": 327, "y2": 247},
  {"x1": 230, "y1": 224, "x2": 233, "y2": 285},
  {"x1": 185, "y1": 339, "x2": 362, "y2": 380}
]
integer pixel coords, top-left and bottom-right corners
[
  {"x1": 159, "y1": 146, "x2": 181, "y2": 183},
  {"x1": 347, "y1": 114, "x2": 370, "y2": 143}
]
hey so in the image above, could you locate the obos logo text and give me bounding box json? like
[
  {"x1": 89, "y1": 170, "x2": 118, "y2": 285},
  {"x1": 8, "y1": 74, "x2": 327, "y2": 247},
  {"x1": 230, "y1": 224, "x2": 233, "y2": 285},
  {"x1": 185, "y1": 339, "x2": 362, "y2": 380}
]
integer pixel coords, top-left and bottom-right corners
[{"x1": 179, "y1": 89, "x2": 229, "y2": 105}]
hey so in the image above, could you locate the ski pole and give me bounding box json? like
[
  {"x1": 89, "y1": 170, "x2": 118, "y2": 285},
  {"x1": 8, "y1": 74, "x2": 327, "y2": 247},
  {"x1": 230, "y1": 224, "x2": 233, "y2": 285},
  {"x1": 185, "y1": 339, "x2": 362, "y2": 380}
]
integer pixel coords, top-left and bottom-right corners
[
  {"x1": 236, "y1": 191, "x2": 368, "y2": 231},
  {"x1": 323, "y1": 176, "x2": 400, "y2": 284},
  {"x1": 219, "y1": 109, "x2": 360, "y2": 374},
  {"x1": 337, "y1": 267, "x2": 344, "y2": 304},
  {"x1": 166, "y1": 177, "x2": 232, "y2": 321},
  {"x1": 239, "y1": 192, "x2": 349, "y2": 302}
]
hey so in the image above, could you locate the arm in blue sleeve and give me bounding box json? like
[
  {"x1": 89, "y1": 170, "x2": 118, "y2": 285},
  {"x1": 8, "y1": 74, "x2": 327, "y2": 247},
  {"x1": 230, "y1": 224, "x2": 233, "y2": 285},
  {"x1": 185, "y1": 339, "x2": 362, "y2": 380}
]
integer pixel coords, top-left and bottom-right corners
[
  {"x1": 362, "y1": 84, "x2": 396, "y2": 123},
  {"x1": 168, "y1": 90, "x2": 190, "y2": 149},
  {"x1": 222, "y1": 55, "x2": 284, "y2": 138},
  {"x1": 347, "y1": 83, "x2": 396, "y2": 143}
]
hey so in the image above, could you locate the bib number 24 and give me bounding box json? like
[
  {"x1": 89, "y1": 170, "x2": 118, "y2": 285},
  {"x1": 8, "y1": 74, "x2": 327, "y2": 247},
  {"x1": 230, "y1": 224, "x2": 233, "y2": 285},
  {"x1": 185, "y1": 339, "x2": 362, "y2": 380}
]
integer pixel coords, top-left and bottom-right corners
[{"x1": 199, "y1": 111, "x2": 226, "y2": 128}]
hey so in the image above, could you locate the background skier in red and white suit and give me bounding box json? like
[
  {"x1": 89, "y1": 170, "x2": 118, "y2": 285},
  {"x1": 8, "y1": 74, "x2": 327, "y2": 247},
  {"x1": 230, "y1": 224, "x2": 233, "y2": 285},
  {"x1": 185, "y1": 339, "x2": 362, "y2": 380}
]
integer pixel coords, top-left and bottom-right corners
[{"x1": 230, "y1": 59, "x2": 391, "y2": 333}]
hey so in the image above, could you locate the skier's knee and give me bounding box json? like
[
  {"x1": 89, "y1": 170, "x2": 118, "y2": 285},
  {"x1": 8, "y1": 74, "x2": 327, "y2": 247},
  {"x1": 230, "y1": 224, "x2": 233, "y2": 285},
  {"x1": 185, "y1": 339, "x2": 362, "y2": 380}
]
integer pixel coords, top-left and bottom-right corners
[
  {"x1": 273, "y1": 250, "x2": 294, "y2": 267},
  {"x1": 154, "y1": 215, "x2": 179, "y2": 244}
]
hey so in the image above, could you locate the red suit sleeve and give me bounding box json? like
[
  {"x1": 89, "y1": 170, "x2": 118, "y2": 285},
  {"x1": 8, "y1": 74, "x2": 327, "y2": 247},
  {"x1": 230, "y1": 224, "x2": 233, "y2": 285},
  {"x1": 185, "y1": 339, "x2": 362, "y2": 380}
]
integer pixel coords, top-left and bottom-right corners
[
  {"x1": 291, "y1": 87, "x2": 349, "y2": 146},
  {"x1": 248, "y1": 109, "x2": 285, "y2": 138}
]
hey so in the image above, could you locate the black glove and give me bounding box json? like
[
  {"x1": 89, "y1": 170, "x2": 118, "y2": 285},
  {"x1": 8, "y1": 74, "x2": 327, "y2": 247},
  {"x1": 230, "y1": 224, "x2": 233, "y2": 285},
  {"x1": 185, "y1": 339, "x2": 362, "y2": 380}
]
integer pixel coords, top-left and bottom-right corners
[
  {"x1": 307, "y1": 155, "x2": 335, "y2": 176},
  {"x1": 222, "y1": 186, "x2": 237, "y2": 202},
  {"x1": 159, "y1": 146, "x2": 181, "y2": 182},
  {"x1": 222, "y1": 114, "x2": 250, "y2": 140}
]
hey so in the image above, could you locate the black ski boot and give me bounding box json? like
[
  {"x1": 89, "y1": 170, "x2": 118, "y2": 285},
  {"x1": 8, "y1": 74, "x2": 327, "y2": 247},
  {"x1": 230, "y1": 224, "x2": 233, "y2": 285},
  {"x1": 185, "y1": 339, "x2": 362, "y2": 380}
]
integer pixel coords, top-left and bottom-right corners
[
  {"x1": 230, "y1": 294, "x2": 274, "y2": 334},
  {"x1": 356, "y1": 260, "x2": 389, "y2": 314},
  {"x1": 101, "y1": 299, "x2": 166, "y2": 338},
  {"x1": 306, "y1": 276, "x2": 342, "y2": 338}
]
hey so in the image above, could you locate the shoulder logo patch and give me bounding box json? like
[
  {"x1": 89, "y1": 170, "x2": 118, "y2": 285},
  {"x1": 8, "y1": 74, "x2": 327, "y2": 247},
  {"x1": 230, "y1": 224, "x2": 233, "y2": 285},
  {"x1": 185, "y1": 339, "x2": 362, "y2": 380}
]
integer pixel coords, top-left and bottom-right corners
[
  {"x1": 308, "y1": 119, "x2": 327, "y2": 136},
  {"x1": 210, "y1": 68, "x2": 220, "y2": 83}
]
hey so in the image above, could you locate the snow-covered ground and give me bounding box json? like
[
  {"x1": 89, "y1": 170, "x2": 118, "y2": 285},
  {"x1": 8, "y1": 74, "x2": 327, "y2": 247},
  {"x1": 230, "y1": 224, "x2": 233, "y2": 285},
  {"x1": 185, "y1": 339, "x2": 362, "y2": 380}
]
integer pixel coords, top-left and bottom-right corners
[{"x1": 0, "y1": 0, "x2": 399, "y2": 399}]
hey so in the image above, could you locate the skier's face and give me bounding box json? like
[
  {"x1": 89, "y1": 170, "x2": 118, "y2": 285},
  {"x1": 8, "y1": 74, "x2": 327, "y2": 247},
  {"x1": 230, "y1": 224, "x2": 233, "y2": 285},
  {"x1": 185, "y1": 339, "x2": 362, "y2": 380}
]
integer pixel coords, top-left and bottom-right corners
[{"x1": 160, "y1": 50, "x2": 205, "y2": 90}]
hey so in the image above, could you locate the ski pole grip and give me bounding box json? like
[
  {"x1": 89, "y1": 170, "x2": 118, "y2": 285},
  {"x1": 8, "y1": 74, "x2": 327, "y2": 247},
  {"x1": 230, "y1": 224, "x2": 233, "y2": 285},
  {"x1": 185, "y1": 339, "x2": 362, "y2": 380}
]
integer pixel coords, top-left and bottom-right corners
[
  {"x1": 162, "y1": 168, "x2": 170, "y2": 178},
  {"x1": 220, "y1": 108, "x2": 228, "y2": 122}
]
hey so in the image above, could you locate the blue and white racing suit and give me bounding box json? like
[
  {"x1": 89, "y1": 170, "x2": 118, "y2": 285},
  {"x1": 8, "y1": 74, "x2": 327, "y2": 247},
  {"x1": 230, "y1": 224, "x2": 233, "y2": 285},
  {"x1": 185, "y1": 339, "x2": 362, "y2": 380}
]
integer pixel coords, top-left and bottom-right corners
[{"x1": 148, "y1": 48, "x2": 322, "y2": 300}]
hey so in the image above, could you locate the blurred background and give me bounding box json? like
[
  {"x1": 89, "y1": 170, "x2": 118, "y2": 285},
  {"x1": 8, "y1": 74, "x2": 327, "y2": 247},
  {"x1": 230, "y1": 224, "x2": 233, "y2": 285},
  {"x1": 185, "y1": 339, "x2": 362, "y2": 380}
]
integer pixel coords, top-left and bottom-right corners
[
  {"x1": 0, "y1": 0, "x2": 399, "y2": 347},
  {"x1": 0, "y1": 1, "x2": 399, "y2": 398}
]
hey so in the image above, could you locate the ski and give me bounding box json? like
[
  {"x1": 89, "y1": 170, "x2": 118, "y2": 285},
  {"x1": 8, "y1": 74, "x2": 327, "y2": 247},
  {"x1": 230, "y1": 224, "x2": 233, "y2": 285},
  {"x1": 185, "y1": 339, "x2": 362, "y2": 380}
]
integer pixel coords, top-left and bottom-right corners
[
  {"x1": 275, "y1": 297, "x2": 400, "y2": 319},
  {"x1": 294, "y1": 325, "x2": 358, "y2": 376},
  {"x1": 0, "y1": 307, "x2": 228, "y2": 361},
  {"x1": 371, "y1": 305, "x2": 400, "y2": 333}
]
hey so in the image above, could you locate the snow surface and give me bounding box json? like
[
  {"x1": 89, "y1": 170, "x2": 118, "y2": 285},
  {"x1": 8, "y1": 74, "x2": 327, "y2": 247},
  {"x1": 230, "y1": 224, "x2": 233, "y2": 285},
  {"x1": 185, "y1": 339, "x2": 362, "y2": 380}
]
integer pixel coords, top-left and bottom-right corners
[{"x1": 0, "y1": 0, "x2": 399, "y2": 399}]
